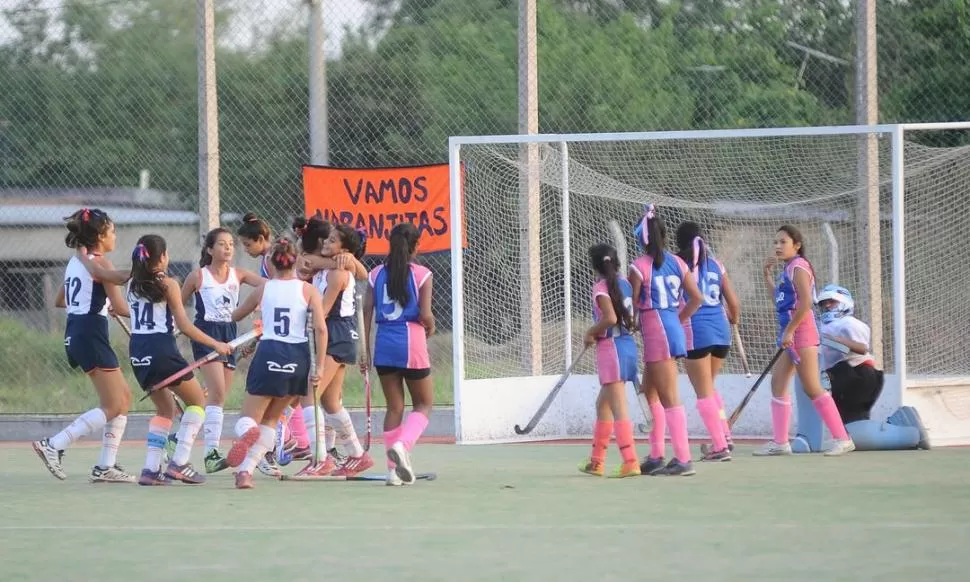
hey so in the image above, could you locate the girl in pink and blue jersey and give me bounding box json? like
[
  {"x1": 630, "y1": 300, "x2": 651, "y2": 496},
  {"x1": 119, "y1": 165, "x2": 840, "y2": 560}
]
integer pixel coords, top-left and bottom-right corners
[
  {"x1": 757, "y1": 225, "x2": 854, "y2": 457},
  {"x1": 676, "y1": 222, "x2": 740, "y2": 462},
  {"x1": 579, "y1": 243, "x2": 641, "y2": 478},
  {"x1": 628, "y1": 205, "x2": 703, "y2": 476},
  {"x1": 363, "y1": 222, "x2": 435, "y2": 486}
]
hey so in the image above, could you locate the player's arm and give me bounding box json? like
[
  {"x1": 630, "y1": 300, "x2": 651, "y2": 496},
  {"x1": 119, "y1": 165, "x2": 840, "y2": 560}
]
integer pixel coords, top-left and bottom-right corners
[
  {"x1": 628, "y1": 265, "x2": 643, "y2": 308},
  {"x1": 680, "y1": 271, "x2": 703, "y2": 322},
  {"x1": 786, "y1": 268, "x2": 814, "y2": 330},
  {"x1": 232, "y1": 281, "x2": 265, "y2": 322},
  {"x1": 76, "y1": 251, "x2": 130, "y2": 286},
  {"x1": 720, "y1": 272, "x2": 741, "y2": 325},
  {"x1": 305, "y1": 283, "x2": 329, "y2": 382},
  {"x1": 823, "y1": 320, "x2": 870, "y2": 355},
  {"x1": 164, "y1": 278, "x2": 231, "y2": 355},
  {"x1": 180, "y1": 269, "x2": 200, "y2": 306},
  {"x1": 237, "y1": 268, "x2": 265, "y2": 288},
  {"x1": 418, "y1": 274, "x2": 435, "y2": 337},
  {"x1": 55, "y1": 285, "x2": 66, "y2": 308},
  {"x1": 100, "y1": 259, "x2": 131, "y2": 318},
  {"x1": 586, "y1": 295, "x2": 616, "y2": 345},
  {"x1": 333, "y1": 253, "x2": 368, "y2": 281}
]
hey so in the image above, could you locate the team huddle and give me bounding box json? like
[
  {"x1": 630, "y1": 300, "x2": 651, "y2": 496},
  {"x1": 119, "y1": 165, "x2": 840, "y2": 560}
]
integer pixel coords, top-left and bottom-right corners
[
  {"x1": 32, "y1": 209, "x2": 435, "y2": 488},
  {"x1": 580, "y1": 204, "x2": 928, "y2": 479}
]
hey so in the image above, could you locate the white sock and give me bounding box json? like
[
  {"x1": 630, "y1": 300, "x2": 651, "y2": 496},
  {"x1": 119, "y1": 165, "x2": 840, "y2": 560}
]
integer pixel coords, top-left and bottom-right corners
[
  {"x1": 303, "y1": 406, "x2": 325, "y2": 453},
  {"x1": 327, "y1": 408, "x2": 363, "y2": 457},
  {"x1": 239, "y1": 425, "x2": 275, "y2": 474},
  {"x1": 50, "y1": 408, "x2": 107, "y2": 451},
  {"x1": 325, "y1": 425, "x2": 336, "y2": 451},
  {"x1": 172, "y1": 406, "x2": 205, "y2": 466},
  {"x1": 203, "y1": 405, "x2": 224, "y2": 453},
  {"x1": 97, "y1": 414, "x2": 127, "y2": 468},
  {"x1": 234, "y1": 415, "x2": 258, "y2": 438}
]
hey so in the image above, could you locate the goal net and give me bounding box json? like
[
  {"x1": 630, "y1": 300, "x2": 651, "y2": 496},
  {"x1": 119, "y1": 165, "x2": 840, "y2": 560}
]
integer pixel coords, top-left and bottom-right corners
[{"x1": 449, "y1": 123, "x2": 970, "y2": 446}]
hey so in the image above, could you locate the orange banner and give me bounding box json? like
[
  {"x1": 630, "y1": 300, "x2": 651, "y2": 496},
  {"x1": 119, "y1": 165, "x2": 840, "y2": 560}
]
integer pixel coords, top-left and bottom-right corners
[{"x1": 303, "y1": 163, "x2": 462, "y2": 256}]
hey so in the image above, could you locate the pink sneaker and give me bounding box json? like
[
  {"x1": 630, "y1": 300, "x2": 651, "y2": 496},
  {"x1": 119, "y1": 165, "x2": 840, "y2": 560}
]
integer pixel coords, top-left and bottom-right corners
[
  {"x1": 332, "y1": 452, "x2": 375, "y2": 477},
  {"x1": 227, "y1": 426, "x2": 261, "y2": 468},
  {"x1": 294, "y1": 455, "x2": 336, "y2": 478}
]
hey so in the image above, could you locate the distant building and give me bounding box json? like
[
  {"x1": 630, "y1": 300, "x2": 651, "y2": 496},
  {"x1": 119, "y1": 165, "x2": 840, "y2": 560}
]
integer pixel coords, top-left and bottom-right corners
[{"x1": 0, "y1": 188, "x2": 240, "y2": 331}]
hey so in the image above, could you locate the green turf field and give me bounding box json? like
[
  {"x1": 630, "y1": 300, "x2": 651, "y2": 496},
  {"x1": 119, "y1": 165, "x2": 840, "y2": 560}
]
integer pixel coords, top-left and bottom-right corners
[{"x1": 2, "y1": 442, "x2": 969, "y2": 582}]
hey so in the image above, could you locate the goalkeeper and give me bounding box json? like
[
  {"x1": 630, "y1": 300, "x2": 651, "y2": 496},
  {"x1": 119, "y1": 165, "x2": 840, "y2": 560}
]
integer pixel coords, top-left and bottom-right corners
[{"x1": 791, "y1": 284, "x2": 929, "y2": 452}]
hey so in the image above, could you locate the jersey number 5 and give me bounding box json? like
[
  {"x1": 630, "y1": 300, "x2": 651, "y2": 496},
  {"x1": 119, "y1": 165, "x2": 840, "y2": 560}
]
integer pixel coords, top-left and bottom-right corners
[
  {"x1": 382, "y1": 289, "x2": 403, "y2": 321},
  {"x1": 274, "y1": 308, "x2": 291, "y2": 337}
]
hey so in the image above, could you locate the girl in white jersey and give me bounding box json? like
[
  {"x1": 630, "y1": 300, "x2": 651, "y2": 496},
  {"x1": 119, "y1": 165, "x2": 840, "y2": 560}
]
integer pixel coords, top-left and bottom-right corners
[
  {"x1": 180, "y1": 227, "x2": 263, "y2": 474},
  {"x1": 295, "y1": 221, "x2": 373, "y2": 478},
  {"x1": 33, "y1": 208, "x2": 136, "y2": 483},
  {"x1": 228, "y1": 238, "x2": 327, "y2": 489},
  {"x1": 84, "y1": 235, "x2": 233, "y2": 484}
]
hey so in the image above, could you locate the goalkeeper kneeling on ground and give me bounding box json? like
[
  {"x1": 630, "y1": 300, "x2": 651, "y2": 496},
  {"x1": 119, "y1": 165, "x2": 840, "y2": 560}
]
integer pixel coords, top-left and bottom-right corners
[{"x1": 791, "y1": 284, "x2": 930, "y2": 452}]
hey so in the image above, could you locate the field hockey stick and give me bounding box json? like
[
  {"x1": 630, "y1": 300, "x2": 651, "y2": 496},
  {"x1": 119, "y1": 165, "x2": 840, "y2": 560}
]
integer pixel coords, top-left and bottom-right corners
[
  {"x1": 732, "y1": 324, "x2": 752, "y2": 378},
  {"x1": 354, "y1": 287, "x2": 372, "y2": 452},
  {"x1": 138, "y1": 328, "x2": 260, "y2": 401},
  {"x1": 631, "y1": 375, "x2": 653, "y2": 434},
  {"x1": 112, "y1": 312, "x2": 188, "y2": 421},
  {"x1": 727, "y1": 347, "x2": 784, "y2": 428},
  {"x1": 514, "y1": 345, "x2": 589, "y2": 435},
  {"x1": 309, "y1": 312, "x2": 323, "y2": 464},
  {"x1": 280, "y1": 471, "x2": 436, "y2": 482}
]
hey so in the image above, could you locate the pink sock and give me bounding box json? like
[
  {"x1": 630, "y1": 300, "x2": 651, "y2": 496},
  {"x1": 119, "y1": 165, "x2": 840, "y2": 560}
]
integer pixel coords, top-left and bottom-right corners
[
  {"x1": 697, "y1": 397, "x2": 728, "y2": 451},
  {"x1": 288, "y1": 406, "x2": 309, "y2": 449},
  {"x1": 713, "y1": 390, "x2": 732, "y2": 440},
  {"x1": 591, "y1": 420, "x2": 613, "y2": 463},
  {"x1": 649, "y1": 401, "x2": 666, "y2": 459},
  {"x1": 397, "y1": 411, "x2": 429, "y2": 451},
  {"x1": 812, "y1": 392, "x2": 850, "y2": 440},
  {"x1": 664, "y1": 405, "x2": 691, "y2": 463},
  {"x1": 383, "y1": 426, "x2": 403, "y2": 470},
  {"x1": 771, "y1": 395, "x2": 792, "y2": 444}
]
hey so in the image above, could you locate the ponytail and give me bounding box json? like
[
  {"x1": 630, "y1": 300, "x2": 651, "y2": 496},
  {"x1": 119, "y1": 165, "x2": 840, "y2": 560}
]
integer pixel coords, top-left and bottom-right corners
[
  {"x1": 634, "y1": 204, "x2": 666, "y2": 267},
  {"x1": 589, "y1": 243, "x2": 635, "y2": 332},
  {"x1": 385, "y1": 222, "x2": 419, "y2": 306}
]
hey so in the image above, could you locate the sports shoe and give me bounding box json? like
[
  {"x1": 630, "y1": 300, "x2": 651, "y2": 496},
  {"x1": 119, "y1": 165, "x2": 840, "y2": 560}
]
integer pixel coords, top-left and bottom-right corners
[
  {"x1": 227, "y1": 426, "x2": 261, "y2": 468},
  {"x1": 639, "y1": 456, "x2": 665, "y2": 475},
  {"x1": 578, "y1": 458, "x2": 605, "y2": 477},
  {"x1": 386, "y1": 471, "x2": 403, "y2": 486},
  {"x1": 609, "y1": 461, "x2": 641, "y2": 478},
  {"x1": 701, "y1": 447, "x2": 732, "y2": 462},
  {"x1": 700, "y1": 440, "x2": 735, "y2": 457},
  {"x1": 823, "y1": 439, "x2": 855, "y2": 457},
  {"x1": 234, "y1": 470, "x2": 254, "y2": 489},
  {"x1": 90, "y1": 464, "x2": 136, "y2": 483},
  {"x1": 294, "y1": 456, "x2": 337, "y2": 478},
  {"x1": 32, "y1": 439, "x2": 66, "y2": 480},
  {"x1": 328, "y1": 447, "x2": 347, "y2": 466},
  {"x1": 165, "y1": 462, "x2": 206, "y2": 484},
  {"x1": 657, "y1": 458, "x2": 696, "y2": 476},
  {"x1": 257, "y1": 452, "x2": 282, "y2": 477},
  {"x1": 387, "y1": 441, "x2": 415, "y2": 485},
  {"x1": 138, "y1": 468, "x2": 171, "y2": 486},
  {"x1": 752, "y1": 440, "x2": 793, "y2": 456},
  {"x1": 290, "y1": 445, "x2": 312, "y2": 461},
  {"x1": 333, "y1": 452, "x2": 375, "y2": 477},
  {"x1": 204, "y1": 449, "x2": 229, "y2": 474}
]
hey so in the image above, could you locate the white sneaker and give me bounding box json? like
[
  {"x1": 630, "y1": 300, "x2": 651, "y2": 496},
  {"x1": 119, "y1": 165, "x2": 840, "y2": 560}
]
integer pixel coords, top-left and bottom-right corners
[
  {"x1": 823, "y1": 439, "x2": 855, "y2": 457},
  {"x1": 752, "y1": 440, "x2": 793, "y2": 456},
  {"x1": 387, "y1": 442, "x2": 415, "y2": 484},
  {"x1": 386, "y1": 471, "x2": 403, "y2": 486},
  {"x1": 257, "y1": 452, "x2": 282, "y2": 477},
  {"x1": 32, "y1": 439, "x2": 66, "y2": 480},
  {"x1": 90, "y1": 464, "x2": 137, "y2": 483}
]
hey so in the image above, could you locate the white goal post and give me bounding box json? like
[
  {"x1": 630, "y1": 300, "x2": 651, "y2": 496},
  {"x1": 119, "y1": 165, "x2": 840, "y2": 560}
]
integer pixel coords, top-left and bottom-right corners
[{"x1": 448, "y1": 123, "x2": 970, "y2": 446}]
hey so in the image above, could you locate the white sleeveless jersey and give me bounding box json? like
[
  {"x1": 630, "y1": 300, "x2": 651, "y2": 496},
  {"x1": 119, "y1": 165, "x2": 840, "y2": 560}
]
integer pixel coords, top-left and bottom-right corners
[
  {"x1": 64, "y1": 256, "x2": 108, "y2": 317},
  {"x1": 126, "y1": 282, "x2": 174, "y2": 335},
  {"x1": 194, "y1": 267, "x2": 240, "y2": 323},
  {"x1": 312, "y1": 269, "x2": 355, "y2": 319},
  {"x1": 260, "y1": 279, "x2": 309, "y2": 344}
]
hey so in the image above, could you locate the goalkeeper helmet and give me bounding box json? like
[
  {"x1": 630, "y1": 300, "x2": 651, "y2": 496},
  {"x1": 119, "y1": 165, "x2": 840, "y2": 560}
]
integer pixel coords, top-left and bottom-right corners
[{"x1": 816, "y1": 284, "x2": 853, "y2": 324}]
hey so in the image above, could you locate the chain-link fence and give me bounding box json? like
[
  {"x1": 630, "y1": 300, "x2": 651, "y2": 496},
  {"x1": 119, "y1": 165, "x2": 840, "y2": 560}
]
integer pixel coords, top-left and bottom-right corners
[{"x1": 1, "y1": 0, "x2": 968, "y2": 413}]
